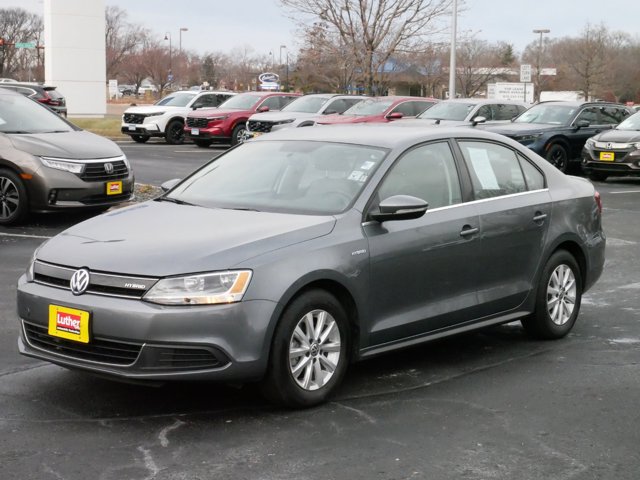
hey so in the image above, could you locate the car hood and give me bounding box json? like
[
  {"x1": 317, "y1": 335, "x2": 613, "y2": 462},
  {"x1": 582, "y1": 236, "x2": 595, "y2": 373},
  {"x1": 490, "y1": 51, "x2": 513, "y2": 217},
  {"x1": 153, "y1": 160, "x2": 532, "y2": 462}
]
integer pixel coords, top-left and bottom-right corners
[
  {"x1": 37, "y1": 201, "x2": 336, "y2": 277},
  {"x1": 317, "y1": 114, "x2": 378, "y2": 125},
  {"x1": 188, "y1": 107, "x2": 245, "y2": 118},
  {"x1": 8, "y1": 130, "x2": 123, "y2": 159},
  {"x1": 249, "y1": 111, "x2": 316, "y2": 122},
  {"x1": 481, "y1": 122, "x2": 564, "y2": 136},
  {"x1": 124, "y1": 105, "x2": 187, "y2": 115},
  {"x1": 592, "y1": 129, "x2": 640, "y2": 143}
]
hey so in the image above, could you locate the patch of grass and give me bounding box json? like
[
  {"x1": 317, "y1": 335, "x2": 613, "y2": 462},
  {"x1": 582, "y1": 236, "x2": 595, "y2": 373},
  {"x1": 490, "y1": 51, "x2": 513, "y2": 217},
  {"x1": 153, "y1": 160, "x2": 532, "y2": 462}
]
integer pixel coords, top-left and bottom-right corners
[{"x1": 70, "y1": 117, "x2": 124, "y2": 139}]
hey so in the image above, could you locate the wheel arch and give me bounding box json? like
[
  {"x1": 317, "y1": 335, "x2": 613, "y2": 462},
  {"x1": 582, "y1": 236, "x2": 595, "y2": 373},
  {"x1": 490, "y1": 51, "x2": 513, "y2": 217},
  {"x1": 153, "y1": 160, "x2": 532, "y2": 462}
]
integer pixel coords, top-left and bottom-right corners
[
  {"x1": 545, "y1": 238, "x2": 587, "y2": 290},
  {"x1": 273, "y1": 276, "x2": 361, "y2": 362},
  {"x1": 544, "y1": 135, "x2": 571, "y2": 153},
  {"x1": 164, "y1": 115, "x2": 186, "y2": 132}
]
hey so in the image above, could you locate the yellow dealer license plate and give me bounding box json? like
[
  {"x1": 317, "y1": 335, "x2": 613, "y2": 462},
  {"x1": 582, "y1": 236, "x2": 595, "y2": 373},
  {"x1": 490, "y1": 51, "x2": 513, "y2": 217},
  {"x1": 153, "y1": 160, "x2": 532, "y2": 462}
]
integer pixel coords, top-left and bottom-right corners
[
  {"x1": 599, "y1": 151, "x2": 615, "y2": 161},
  {"x1": 106, "y1": 180, "x2": 123, "y2": 195},
  {"x1": 48, "y1": 305, "x2": 90, "y2": 343}
]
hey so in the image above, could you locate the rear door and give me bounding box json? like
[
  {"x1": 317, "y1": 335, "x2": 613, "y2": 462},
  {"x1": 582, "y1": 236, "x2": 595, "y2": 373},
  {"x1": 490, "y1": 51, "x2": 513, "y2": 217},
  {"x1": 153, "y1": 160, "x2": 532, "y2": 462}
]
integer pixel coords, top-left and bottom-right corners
[{"x1": 456, "y1": 139, "x2": 551, "y2": 315}]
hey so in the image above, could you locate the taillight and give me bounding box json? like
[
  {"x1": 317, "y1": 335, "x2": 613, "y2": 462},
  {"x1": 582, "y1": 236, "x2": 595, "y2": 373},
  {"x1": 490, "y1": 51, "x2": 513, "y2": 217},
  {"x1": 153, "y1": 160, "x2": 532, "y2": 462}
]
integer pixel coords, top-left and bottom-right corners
[
  {"x1": 38, "y1": 92, "x2": 60, "y2": 106},
  {"x1": 594, "y1": 191, "x2": 603, "y2": 214}
]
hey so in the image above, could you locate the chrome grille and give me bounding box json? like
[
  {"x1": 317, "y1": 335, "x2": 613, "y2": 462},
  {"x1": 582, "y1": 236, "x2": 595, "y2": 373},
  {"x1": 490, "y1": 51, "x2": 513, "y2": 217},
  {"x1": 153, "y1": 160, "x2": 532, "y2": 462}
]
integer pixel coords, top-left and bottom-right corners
[
  {"x1": 33, "y1": 261, "x2": 158, "y2": 299},
  {"x1": 247, "y1": 120, "x2": 274, "y2": 133},
  {"x1": 23, "y1": 321, "x2": 142, "y2": 366},
  {"x1": 186, "y1": 117, "x2": 208, "y2": 128},
  {"x1": 79, "y1": 160, "x2": 129, "y2": 182}
]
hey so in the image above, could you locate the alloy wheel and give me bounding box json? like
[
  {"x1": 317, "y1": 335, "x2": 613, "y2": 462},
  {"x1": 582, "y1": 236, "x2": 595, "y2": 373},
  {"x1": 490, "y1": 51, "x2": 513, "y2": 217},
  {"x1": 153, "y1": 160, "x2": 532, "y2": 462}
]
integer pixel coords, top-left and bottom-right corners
[
  {"x1": 288, "y1": 309, "x2": 342, "y2": 391},
  {"x1": 546, "y1": 264, "x2": 577, "y2": 326},
  {"x1": 0, "y1": 175, "x2": 20, "y2": 221}
]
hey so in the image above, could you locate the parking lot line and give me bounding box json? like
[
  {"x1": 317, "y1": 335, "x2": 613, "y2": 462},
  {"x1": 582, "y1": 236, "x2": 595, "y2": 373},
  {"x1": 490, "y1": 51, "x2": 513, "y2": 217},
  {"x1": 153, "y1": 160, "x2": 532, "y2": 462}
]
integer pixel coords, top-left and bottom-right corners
[{"x1": 609, "y1": 190, "x2": 640, "y2": 194}]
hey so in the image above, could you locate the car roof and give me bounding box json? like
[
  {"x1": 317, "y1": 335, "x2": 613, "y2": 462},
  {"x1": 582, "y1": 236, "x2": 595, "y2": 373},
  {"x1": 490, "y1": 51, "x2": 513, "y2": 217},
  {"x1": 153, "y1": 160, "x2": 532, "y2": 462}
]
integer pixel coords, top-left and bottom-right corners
[
  {"x1": 0, "y1": 82, "x2": 57, "y2": 90},
  {"x1": 251, "y1": 123, "x2": 516, "y2": 149},
  {"x1": 534, "y1": 100, "x2": 629, "y2": 108},
  {"x1": 439, "y1": 98, "x2": 527, "y2": 105}
]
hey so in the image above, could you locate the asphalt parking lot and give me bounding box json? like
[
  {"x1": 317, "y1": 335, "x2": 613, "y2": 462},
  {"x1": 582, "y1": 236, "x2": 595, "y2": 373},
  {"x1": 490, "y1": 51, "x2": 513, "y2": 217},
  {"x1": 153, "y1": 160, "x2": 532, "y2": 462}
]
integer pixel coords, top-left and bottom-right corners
[{"x1": 1, "y1": 147, "x2": 639, "y2": 479}]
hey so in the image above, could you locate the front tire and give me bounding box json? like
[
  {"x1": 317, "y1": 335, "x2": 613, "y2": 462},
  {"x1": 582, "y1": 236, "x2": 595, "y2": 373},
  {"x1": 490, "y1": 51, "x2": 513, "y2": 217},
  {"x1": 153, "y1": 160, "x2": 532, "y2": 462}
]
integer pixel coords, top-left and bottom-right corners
[
  {"x1": 165, "y1": 120, "x2": 185, "y2": 145},
  {"x1": 545, "y1": 143, "x2": 569, "y2": 172},
  {"x1": 521, "y1": 250, "x2": 582, "y2": 339},
  {"x1": 261, "y1": 289, "x2": 350, "y2": 408},
  {"x1": 0, "y1": 168, "x2": 29, "y2": 225},
  {"x1": 194, "y1": 139, "x2": 213, "y2": 148},
  {"x1": 231, "y1": 124, "x2": 247, "y2": 146}
]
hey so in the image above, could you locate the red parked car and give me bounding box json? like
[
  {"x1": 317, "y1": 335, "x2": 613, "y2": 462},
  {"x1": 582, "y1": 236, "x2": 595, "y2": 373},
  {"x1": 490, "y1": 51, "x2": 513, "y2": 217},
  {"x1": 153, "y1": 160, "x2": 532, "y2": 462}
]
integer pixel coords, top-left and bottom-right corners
[
  {"x1": 185, "y1": 92, "x2": 300, "y2": 147},
  {"x1": 315, "y1": 96, "x2": 437, "y2": 125}
]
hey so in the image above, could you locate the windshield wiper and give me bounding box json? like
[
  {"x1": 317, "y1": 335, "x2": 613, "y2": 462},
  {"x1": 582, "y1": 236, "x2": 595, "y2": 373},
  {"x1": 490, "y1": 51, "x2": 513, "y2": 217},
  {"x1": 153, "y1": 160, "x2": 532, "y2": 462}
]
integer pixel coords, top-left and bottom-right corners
[
  {"x1": 1, "y1": 130, "x2": 32, "y2": 134},
  {"x1": 226, "y1": 207, "x2": 261, "y2": 212},
  {"x1": 155, "y1": 196, "x2": 196, "y2": 206}
]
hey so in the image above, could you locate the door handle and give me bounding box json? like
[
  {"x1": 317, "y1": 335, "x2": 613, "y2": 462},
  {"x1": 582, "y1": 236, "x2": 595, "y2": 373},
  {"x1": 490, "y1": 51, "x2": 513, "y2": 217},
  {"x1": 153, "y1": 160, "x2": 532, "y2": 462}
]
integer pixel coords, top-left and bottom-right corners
[
  {"x1": 533, "y1": 213, "x2": 547, "y2": 222},
  {"x1": 460, "y1": 226, "x2": 479, "y2": 237}
]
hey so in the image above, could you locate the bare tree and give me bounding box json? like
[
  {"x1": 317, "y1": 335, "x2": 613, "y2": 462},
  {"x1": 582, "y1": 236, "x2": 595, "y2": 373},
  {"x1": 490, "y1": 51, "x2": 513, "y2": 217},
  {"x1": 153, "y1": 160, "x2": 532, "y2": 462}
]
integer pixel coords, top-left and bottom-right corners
[
  {"x1": 105, "y1": 6, "x2": 148, "y2": 79},
  {"x1": 0, "y1": 8, "x2": 43, "y2": 79},
  {"x1": 455, "y1": 39, "x2": 511, "y2": 97},
  {"x1": 556, "y1": 24, "x2": 615, "y2": 101},
  {"x1": 280, "y1": 0, "x2": 453, "y2": 95}
]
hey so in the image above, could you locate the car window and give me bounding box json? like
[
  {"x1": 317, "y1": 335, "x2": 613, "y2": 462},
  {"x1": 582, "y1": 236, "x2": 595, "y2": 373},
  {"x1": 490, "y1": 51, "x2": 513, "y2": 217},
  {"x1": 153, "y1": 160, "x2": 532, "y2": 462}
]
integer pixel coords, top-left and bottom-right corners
[
  {"x1": 458, "y1": 141, "x2": 528, "y2": 199},
  {"x1": 0, "y1": 92, "x2": 74, "y2": 133},
  {"x1": 260, "y1": 96, "x2": 284, "y2": 111},
  {"x1": 156, "y1": 93, "x2": 197, "y2": 107},
  {"x1": 194, "y1": 94, "x2": 220, "y2": 108},
  {"x1": 391, "y1": 101, "x2": 415, "y2": 117},
  {"x1": 574, "y1": 107, "x2": 599, "y2": 125},
  {"x1": 518, "y1": 154, "x2": 545, "y2": 190},
  {"x1": 494, "y1": 104, "x2": 522, "y2": 121},
  {"x1": 476, "y1": 105, "x2": 492, "y2": 120},
  {"x1": 281, "y1": 96, "x2": 299, "y2": 109},
  {"x1": 377, "y1": 141, "x2": 462, "y2": 209},
  {"x1": 600, "y1": 106, "x2": 629, "y2": 125},
  {"x1": 417, "y1": 101, "x2": 475, "y2": 121}
]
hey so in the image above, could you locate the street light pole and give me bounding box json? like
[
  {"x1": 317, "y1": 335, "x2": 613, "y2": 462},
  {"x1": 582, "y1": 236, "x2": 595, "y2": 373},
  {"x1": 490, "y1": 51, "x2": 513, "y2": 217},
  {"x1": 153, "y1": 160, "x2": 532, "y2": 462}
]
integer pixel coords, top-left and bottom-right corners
[
  {"x1": 164, "y1": 32, "x2": 172, "y2": 85},
  {"x1": 179, "y1": 27, "x2": 188, "y2": 53},
  {"x1": 448, "y1": 0, "x2": 458, "y2": 99},
  {"x1": 533, "y1": 28, "x2": 550, "y2": 102}
]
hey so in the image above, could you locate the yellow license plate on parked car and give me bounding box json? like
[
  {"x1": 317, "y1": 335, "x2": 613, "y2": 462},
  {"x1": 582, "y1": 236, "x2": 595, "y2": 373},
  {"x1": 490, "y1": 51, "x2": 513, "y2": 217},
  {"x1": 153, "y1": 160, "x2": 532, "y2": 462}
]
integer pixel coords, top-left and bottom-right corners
[
  {"x1": 106, "y1": 181, "x2": 123, "y2": 195},
  {"x1": 599, "y1": 151, "x2": 615, "y2": 161},
  {"x1": 48, "y1": 305, "x2": 90, "y2": 343}
]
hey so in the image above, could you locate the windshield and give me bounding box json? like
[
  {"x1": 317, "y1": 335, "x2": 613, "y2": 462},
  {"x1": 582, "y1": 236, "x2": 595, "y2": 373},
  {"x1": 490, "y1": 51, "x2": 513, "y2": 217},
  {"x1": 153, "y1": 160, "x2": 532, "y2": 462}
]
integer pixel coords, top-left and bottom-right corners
[
  {"x1": 343, "y1": 98, "x2": 394, "y2": 116},
  {"x1": 616, "y1": 112, "x2": 640, "y2": 130},
  {"x1": 155, "y1": 92, "x2": 197, "y2": 107},
  {"x1": 282, "y1": 95, "x2": 331, "y2": 113},
  {"x1": 514, "y1": 104, "x2": 576, "y2": 125},
  {"x1": 217, "y1": 94, "x2": 263, "y2": 110},
  {"x1": 0, "y1": 93, "x2": 75, "y2": 133},
  {"x1": 166, "y1": 140, "x2": 388, "y2": 214},
  {"x1": 418, "y1": 102, "x2": 475, "y2": 121}
]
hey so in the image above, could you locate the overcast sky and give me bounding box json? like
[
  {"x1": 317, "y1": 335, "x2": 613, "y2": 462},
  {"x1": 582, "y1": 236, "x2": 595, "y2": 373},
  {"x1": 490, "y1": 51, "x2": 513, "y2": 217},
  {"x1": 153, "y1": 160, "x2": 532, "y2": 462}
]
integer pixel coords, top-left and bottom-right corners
[{"x1": 6, "y1": 0, "x2": 640, "y2": 59}]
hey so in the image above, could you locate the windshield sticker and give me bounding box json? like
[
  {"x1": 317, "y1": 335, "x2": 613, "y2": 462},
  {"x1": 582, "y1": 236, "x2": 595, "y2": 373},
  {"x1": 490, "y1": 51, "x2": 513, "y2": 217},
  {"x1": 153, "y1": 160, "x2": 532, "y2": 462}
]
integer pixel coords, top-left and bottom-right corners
[
  {"x1": 361, "y1": 161, "x2": 376, "y2": 170},
  {"x1": 348, "y1": 171, "x2": 367, "y2": 182}
]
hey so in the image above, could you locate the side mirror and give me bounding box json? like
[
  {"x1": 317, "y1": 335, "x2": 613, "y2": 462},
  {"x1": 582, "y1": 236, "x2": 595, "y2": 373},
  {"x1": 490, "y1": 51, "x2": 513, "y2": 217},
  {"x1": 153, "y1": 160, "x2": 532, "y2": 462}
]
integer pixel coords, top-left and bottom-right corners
[
  {"x1": 160, "y1": 178, "x2": 181, "y2": 192},
  {"x1": 323, "y1": 109, "x2": 338, "y2": 115},
  {"x1": 370, "y1": 195, "x2": 428, "y2": 222},
  {"x1": 386, "y1": 112, "x2": 404, "y2": 120},
  {"x1": 257, "y1": 106, "x2": 270, "y2": 113},
  {"x1": 471, "y1": 115, "x2": 487, "y2": 126},
  {"x1": 575, "y1": 120, "x2": 590, "y2": 128}
]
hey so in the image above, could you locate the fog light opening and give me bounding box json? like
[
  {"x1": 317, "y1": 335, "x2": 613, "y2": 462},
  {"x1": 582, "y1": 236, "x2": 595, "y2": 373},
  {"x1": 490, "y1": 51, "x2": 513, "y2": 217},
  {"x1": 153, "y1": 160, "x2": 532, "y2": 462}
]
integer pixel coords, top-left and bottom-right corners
[{"x1": 48, "y1": 189, "x2": 58, "y2": 205}]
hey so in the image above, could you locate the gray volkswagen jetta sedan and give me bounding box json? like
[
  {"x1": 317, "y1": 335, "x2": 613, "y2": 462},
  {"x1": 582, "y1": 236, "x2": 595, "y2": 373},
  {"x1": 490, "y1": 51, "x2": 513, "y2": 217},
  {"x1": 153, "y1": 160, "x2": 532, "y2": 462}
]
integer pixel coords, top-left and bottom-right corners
[{"x1": 17, "y1": 125, "x2": 605, "y2": 407}]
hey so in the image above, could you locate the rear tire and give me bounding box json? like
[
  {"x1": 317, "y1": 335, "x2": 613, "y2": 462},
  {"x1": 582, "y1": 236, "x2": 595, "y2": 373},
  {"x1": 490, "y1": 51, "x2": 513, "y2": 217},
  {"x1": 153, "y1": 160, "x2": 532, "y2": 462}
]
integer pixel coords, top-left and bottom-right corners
[
  {"x1": 261, "y1": 289, "x2": 350, "y2": 408},
  {"x1": 521, "y1": 250, "x2": 582, "y2": 340},
  {"x1": 131, "y1": 134, "x2": 150, "y2": 143},
  {"x1": 0, "y1": 168, "x2": 29, "y2": 226},
  {"x1": 165, "y1": 120, "x2": 185, "y2": 145},
  {"x1": 194, "y1": 139, "x2": 213, "y2": 148}
]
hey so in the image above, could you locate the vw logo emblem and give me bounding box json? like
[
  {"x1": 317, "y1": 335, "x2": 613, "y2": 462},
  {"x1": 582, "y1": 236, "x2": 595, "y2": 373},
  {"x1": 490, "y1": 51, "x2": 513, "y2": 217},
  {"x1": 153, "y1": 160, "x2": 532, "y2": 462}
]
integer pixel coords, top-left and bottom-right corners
[
  {"x1": 104, "y1": 162, "x2": 114, "y2": 174},
  {"x1": 70, "y1": 268, "x2": 90, "y2": 295}
]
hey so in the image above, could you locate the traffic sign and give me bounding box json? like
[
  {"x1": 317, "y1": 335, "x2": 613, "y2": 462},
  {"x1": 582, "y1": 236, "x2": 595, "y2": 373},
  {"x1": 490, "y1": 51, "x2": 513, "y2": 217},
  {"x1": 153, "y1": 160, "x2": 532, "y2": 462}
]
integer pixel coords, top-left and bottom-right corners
[
  {"x1": 520, "y1": 64, "x2": 532, "y2": 83},
  {"x1": 15, "y1": 42, "x2": 36, "y2": 49}
]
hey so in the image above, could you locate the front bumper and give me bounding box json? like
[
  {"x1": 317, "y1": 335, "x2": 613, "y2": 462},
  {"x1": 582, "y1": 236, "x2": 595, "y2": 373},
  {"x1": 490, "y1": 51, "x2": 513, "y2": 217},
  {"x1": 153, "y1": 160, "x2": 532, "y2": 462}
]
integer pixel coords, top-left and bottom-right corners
[
  {"x1": 17, "y1": 276, "x2": 277, "y2": 382},
  {"x1": 581, "y1": 146, "x2": 640, "y2": 176},
  {"x1": 184, "y1": 126, "x2": 230, "y2": 142},
  {"x1": 26, "y1": 164, "x2": 135, "y2": 213},
  {"x1": 121, "y1": 123, "x2": 164, "y2": 138}
]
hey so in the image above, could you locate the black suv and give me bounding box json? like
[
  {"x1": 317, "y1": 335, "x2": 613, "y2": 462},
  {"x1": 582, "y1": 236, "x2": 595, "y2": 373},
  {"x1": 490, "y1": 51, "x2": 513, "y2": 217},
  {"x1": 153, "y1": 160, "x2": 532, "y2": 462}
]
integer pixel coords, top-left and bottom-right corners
[
  {"x1": 481, "y1": 101, "x2": 633, "y2": 172},
  {"x1": 0, "y1": 82, "x2": 67, "y2": 116}
]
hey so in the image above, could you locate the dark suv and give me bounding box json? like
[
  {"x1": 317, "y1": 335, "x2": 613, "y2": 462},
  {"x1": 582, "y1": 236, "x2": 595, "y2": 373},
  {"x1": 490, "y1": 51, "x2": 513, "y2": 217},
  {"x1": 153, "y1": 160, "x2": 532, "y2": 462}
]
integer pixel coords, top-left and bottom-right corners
[
  {"x1": 481, "y1": 101, "x2": 633, "y2": 172},
  {"x1": 0, "y1": 82, "x2": 67, "y2": 116}
]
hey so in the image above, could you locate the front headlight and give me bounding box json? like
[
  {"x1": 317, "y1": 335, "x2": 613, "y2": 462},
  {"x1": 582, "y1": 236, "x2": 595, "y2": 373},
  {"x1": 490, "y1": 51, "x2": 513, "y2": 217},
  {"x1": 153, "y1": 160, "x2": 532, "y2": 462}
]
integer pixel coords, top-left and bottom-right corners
[
  {"x1": 143, "y1": 270, "x2": 252, "y2": 305},
  {"x1": 206, "y1": 115, "x2": 228, "y2": 122},
  {"x1": 631, "y1": 142, "x2": 640, "y2": 150},
  {"x1": 40, "y1": 157, "x2": 85, "y2": 174},
  {"x1": 145, "y1": 111, "x2": 166, "y2": 117},
  {"x1": 25, "y1": 241, "x2": 47, "y2": 282},
  {"x1": 275, "y1": 119, "x2": 295, "y2": 125},
  {"x1": 515, "y1": 134, "x2": 542, "y2": 143},
  {"x1": 585, "y1": 138, "x2": 596, "y2": 148}
]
